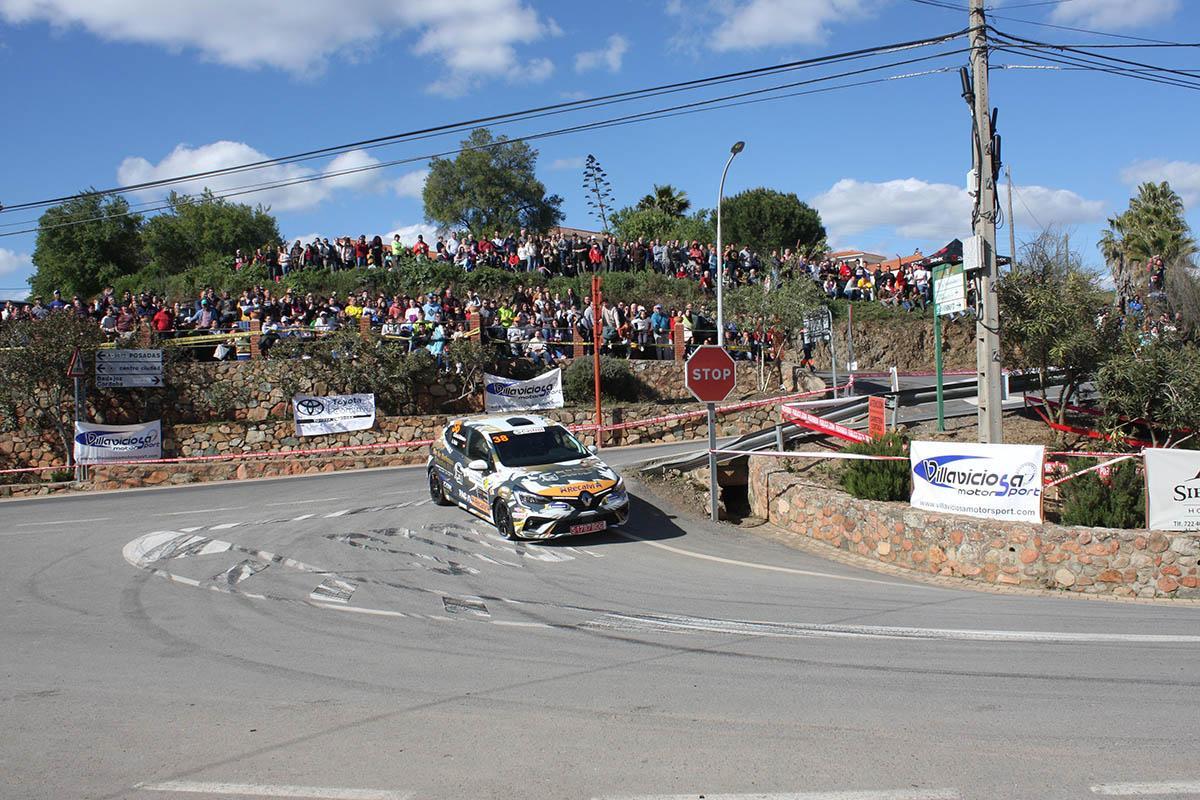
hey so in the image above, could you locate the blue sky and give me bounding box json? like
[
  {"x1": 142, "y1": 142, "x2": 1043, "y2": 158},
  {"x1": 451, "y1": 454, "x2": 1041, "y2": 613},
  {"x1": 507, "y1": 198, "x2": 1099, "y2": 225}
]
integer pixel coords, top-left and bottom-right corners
[{"x1": 1, "y1": 0, "x2": 1197, "y2": 298}]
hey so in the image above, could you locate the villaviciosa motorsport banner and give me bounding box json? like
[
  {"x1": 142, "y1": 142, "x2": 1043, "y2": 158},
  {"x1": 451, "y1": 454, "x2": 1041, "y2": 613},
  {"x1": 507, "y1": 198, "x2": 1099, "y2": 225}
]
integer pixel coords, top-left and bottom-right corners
[
  {"x1": 1144, "y1": 448, "x2": 1200, "y2": 531},
  {"x1": 293, "y1": 394, "x2": 376, "y2": 437},
  {"x1": 483, "y1": 369, "x2": 564, "y2": 413},
  {"x1": 73, "y1": 420, "x2": 162, "y2": 465},
  {"x1": 910, "y1": 440, "x2": 1045, "y2": 523}
]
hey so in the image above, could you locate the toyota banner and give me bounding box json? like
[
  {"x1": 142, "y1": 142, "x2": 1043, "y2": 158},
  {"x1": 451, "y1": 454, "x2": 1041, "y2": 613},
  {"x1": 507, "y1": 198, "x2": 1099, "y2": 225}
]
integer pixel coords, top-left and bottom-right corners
[
  {"x1": 73, "y1": 420, "x2": 162, "y2": 465},
  {"x1": 293, "y1": 393, "x2": 376, "y2": 436},
  {"x1": 910, "y1": 440, "x2": 1045, "y2": 523},
  {"x1": 483, "y1": 369, "x2": 564, "y2": 413}
]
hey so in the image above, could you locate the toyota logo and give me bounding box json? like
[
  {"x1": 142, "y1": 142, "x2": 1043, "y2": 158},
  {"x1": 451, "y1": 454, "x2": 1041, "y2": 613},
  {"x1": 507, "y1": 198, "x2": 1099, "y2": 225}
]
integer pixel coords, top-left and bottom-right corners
[
  {"x1": 296, "y1": 398, "x2": 325, "y2": 415},
  {"x1": 578, "y1": 490, "x2": 594, "y2": 508}
]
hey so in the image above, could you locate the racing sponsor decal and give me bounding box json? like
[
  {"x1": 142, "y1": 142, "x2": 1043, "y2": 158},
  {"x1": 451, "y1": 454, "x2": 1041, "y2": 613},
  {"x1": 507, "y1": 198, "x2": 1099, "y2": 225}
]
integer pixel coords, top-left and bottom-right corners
[
  {"x1": 469, "y1": 496, "x2": 491, "y2": 514},
  {"x1": 910, "y1": 441, "x2": 1044, "y2": 523},
  {"x1": 483, "y1": 369, "x2": 564, "y2": 412},
  {"x1": 73, "y1": 420, "x2": 162, "y2": 464},
  {"x1": 534, "y1": 479, "x2": 617, "y2": 498}
]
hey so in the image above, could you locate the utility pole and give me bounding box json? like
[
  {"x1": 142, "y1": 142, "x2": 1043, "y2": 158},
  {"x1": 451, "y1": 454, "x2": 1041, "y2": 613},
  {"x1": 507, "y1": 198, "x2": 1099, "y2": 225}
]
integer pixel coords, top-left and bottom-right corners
[
  {"x1": 969, "y1": 0, "x2": 1003, "y2": 443},
  {"x1": 1006, "y1": 165, "x2": 1017, "y2": 271}
]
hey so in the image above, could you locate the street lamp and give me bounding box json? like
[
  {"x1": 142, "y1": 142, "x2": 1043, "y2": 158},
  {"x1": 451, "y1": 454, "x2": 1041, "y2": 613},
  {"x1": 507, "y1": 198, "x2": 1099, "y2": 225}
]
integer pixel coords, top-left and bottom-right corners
[{"x1": 715, "y1": 140, "x2": 745, "y2": 348}]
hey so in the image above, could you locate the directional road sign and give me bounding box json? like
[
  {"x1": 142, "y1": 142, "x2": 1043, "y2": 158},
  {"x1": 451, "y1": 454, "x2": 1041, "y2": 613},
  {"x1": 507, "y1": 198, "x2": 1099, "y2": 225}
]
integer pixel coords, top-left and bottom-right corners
[
  {"x1": 95, "y1": 349, "x2": 164, "y2": 389},
  {"x1": 685, "y1": 345, "x2": 737, "y2": 403}
]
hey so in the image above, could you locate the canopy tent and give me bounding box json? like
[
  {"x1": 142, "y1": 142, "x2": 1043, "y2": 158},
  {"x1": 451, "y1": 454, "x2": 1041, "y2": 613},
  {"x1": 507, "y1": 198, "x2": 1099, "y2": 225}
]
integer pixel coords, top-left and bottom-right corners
[{"x1": 917, "y1": 238, "x2": 1011, "y2": 268}]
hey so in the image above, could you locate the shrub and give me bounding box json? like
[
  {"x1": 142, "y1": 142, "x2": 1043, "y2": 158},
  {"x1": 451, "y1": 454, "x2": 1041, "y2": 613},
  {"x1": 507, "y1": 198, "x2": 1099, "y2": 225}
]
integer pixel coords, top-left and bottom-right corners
[
  {"x1": 1059, "y1": 458, "x2": 1145, "y2": 529},
  {"x1": 840, "y1": 432, "x2": 910, "y2": 501},
  {"x1": 562, "y1": 356, "x2": 652, "y2": 405}
]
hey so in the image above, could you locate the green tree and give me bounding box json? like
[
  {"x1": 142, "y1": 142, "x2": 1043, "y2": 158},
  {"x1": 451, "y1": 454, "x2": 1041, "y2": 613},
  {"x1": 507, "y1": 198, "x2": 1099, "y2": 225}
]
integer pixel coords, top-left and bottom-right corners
[
  {"x1": 636, "y1": 184, "x2": 690, "y2": 217},
  {"x1": 998, "y1": 231, "x2": 1119, "y2": 427},
  {"x1": 720, "y1": 188, "x2": 826, "y2": 254},
  {"x1": 609, "y1": 206, "x2": 714, "y2": 244},
  {"x1": 424, "y1": 128, "x2": 563, "y2": 234},
  {"x1": 0, "y1": 313, "x2": 105, "y2": 461},
  {"x1": 142, "y1": 189, "x2": 280, "y2": 276},
  {"x1": 1095, "y1": 331, "x2": 1200, "y2": 447},
  {"x1": 1100, "y1": 181, "x2": 1195, "y2": 304},
  {"x1": 30, "y1": 192, "x2": 144, "y2": 299}
]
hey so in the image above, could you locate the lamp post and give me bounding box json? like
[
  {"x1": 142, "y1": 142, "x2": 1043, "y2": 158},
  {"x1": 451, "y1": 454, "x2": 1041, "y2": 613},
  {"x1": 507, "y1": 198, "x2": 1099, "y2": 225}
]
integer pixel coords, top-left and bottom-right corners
[{"x1": 715, "y1": 140, "x2": 745, "y2": 348}]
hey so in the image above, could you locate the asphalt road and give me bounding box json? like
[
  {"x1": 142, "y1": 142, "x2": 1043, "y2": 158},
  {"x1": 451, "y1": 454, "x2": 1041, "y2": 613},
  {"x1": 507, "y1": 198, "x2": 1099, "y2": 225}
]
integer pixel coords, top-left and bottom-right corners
[{"x1": 3, "y1": 441, "x2": 1200, "y2": 800}]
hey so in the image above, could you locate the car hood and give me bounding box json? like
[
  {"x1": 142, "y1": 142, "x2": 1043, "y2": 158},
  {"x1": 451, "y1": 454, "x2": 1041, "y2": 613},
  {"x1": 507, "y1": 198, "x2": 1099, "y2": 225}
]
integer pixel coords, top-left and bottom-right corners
[{"x1": 511, "y1": 457, "x2": 620, "y2": 498}]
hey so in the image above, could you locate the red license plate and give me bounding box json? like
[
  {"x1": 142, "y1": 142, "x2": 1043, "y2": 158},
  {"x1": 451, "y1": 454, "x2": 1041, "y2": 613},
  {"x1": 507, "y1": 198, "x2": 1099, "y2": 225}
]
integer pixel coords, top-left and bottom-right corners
[{"x1": 569, "y1": 521, "x2": 607, "y2": 535}]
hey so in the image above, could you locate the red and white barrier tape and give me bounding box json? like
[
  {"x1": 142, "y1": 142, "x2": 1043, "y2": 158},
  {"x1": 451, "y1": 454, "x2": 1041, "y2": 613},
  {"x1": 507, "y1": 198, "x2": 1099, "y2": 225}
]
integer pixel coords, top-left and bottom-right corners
[
  {"x1": 711, "y1": 448, "x2": 906, "y2": 461},
  {"x1": 1044, "y1": 454, "x2": 1138, "y2": 490}
]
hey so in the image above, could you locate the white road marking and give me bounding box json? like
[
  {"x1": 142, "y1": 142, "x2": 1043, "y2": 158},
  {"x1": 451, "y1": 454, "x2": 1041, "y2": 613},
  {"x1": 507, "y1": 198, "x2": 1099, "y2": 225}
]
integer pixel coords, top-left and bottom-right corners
[
  {"x1": 266, "y1": 497, "x2": 343, "y2": 506},
  {"x1": 179, "y1": 526, "x2": 204, "y2": 533},
  {"x1": 491, "y1": 619, "x2": 554, "y2": 629},
  {"x1": 209, "y1": 522, "x2": 242, "y2": 531},
  {"x1": 1092, "y1": 782, "x2": 1200, "y2": 796},
  {"x1": 15, "y1": 517, "x2": 110, "y2": 527},
  {"x1": 323, "y1": 509, "x2": 351, "y2": 518},
  {"x1": 585, "y1": 611, "x2": 1200, "y2": 645},
  {"x1": 136, "y1": 780, "x2": 410, "y2": 799},
  {"x1": 155, "y1": 506, "x2": 245, "y2": 517},
  {"x1": 614, "y1": 531, "x2": 938, "y2": 589},
  {"x1": 594, "y1": 790, "x2": 961, "y2": 800},
  {"x1": 292, "y1": 513, "x2": 316, "y2": 521}
]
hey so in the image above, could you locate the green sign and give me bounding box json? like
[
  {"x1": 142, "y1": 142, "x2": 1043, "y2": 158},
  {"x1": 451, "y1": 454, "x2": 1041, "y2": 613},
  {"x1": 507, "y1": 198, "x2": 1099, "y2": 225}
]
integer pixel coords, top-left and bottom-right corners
[{"x1": 933, "y1": 263, "x2": 966, "y2": 316}]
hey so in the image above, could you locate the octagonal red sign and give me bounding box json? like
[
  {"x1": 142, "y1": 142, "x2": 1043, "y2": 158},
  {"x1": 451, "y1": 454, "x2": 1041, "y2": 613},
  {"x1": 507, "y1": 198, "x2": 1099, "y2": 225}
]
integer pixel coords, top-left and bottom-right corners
[{"x1": 685, "y1": 345, "x2": 737, "y2": 403}]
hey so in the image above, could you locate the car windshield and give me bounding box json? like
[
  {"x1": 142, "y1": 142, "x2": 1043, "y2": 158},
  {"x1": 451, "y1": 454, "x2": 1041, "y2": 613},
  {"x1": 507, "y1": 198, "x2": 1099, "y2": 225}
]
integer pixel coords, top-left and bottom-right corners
[{"x1": 488, "y1": 425, "x2": 589, "y2": 468}]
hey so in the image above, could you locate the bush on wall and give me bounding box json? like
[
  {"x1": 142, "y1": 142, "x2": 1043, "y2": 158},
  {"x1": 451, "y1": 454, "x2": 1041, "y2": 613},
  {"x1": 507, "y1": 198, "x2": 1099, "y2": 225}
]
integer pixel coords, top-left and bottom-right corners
[{"x1": 840, "y1": 432, "x2": 910, "y2": 502}]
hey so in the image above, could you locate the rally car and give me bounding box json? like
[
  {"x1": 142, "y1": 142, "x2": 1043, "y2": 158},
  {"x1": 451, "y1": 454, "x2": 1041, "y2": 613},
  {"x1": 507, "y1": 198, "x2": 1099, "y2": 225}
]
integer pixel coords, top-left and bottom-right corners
[{"x1": 426, "y1": 414, "x2": 630, "y2": 540}]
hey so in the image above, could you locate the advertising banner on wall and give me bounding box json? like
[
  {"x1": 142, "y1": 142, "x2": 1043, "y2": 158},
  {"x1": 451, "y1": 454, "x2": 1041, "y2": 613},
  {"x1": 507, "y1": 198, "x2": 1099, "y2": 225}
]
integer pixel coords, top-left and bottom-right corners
[
  {"x1": 1144, "y1": 448, "x2": 1200, "y2": 531},
  {"x1": 483, "y1": 369, "x2": 564, "y2": 413},
  {"x1": 73, "y1": 420, "x2": 162, "y2": 465},
  {"x1": 292, "y1": 394, "x2": 376, "y2": 437},
  {"x1": 910, "y1": 440, "x2": 1044, "y2": 523}
]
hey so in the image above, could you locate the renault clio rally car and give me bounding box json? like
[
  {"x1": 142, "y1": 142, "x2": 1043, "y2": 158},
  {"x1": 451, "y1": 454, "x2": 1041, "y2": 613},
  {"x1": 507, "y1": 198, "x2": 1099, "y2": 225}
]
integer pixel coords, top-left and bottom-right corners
[{"x1": 427, "y1": 414, "x2": 630, "y2": 540}]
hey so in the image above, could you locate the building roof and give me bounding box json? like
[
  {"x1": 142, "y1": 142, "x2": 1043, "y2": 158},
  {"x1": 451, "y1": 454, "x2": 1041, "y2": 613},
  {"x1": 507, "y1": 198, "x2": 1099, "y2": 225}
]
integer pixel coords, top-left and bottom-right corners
[
  {"x1": 828, "y1": 249, "x2": 887, "y2": 264},
  {"x1": 878, "y1": 250, "x2": 926, "y2": 271}
]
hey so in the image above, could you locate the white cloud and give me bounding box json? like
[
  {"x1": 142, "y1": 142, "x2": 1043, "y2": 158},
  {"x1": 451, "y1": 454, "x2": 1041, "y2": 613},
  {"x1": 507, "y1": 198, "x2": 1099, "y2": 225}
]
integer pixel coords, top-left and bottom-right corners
[
  {"x1": 117, "y1": 142, "x2": 418, "y2": 211},
  {"x1": 1049, "y1": 0, "x2": 1179, "y2": 30},
  {"x1": 0, "y1": 248, "x2": 32, "y2": 300},
  {"x1": 286, "y1": 232, "x2": 324, "y2": 245},
  {"x1": 386, "y1": 223, "x2": 440, "y2": 244},
  {"x1": 665, "y1": 0, "x2": 684, "y2": 14},
  {"x1": 0, "y1": 0, "x2": 558, "y2": 93},
  {"x1": 575, "y1": 34, "x2": 629, "y2": 73},
  {"x1": 1121, "y1": 159, "x2": 1200, "y2": 207},
  {"x1": 392, "y1": 168, "x2": 429, "y2": 199},
  {"x1": 710, "y1": 0, "x2": 872, "y2": 51},
  {"x1": 549, "y1": 156, "x2": 586, "y2": 171},
  {"x1": 811, "y1": 177, "x2": 1104, "y2": 246}
]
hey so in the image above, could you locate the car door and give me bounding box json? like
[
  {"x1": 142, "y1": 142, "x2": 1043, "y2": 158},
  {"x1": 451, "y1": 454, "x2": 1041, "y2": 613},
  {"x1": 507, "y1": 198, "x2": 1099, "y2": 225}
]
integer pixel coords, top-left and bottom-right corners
[
  {"x1": 440, "y1": 423, "x2": 469, "y2": 506},
  {"x1": 461, "y1": 428, "x2": 496, "y2": 517}
]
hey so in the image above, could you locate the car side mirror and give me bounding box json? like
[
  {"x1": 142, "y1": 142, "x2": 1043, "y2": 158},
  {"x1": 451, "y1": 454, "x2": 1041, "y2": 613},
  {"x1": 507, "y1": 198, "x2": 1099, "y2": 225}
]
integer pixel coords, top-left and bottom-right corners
[
  {"x1": 587, "y1": 445, "x2": 598, "y2": 455},
  {"x1": 468, "y1": 459, "x2": 490, "y2": 472}
]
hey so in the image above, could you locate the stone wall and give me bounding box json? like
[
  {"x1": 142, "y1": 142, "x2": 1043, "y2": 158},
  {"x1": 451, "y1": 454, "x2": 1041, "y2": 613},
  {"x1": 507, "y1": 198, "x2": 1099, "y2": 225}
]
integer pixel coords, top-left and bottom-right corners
[{"x1": 748, "y1": 456, "x2": 1200, "y2": 599}]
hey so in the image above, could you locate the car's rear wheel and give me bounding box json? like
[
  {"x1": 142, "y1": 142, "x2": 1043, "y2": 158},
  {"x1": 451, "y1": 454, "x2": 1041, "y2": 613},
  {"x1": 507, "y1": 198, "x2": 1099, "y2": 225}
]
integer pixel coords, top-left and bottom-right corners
[
  {"x1": 493, "y1": 502, "x2": 518, "y2": 540},
  {"x1": 428, "y1": 470, "x2": 452, "y2": 506}
]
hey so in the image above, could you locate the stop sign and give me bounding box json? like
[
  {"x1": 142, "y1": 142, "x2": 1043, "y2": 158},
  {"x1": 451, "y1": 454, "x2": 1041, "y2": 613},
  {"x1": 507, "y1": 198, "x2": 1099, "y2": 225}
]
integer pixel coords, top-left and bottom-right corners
[{"x1": 685, "y1": 345, "x2": 737, "y2": 403}]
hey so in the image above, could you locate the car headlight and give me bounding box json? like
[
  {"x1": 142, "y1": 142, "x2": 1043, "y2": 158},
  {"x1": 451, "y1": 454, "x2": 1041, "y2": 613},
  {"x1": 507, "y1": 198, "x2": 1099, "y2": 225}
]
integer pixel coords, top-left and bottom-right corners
[
  {"x1": 603, "y1": 488, "x2": 629, "y2": 508},
  {"x1": 515, "y1": 490, "x2": 548, "y2": 507}
]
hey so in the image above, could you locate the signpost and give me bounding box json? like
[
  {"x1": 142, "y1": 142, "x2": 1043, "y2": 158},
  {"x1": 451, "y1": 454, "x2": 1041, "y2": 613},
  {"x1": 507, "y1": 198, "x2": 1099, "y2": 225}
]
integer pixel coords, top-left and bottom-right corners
[
  {"x1": 685, "y1": 345, "x2": 737, "y2": 523},
  {"x1": 803, "y1": 308, "x2": 836, "y2": 397},
  {"x1": 932, "y1": 263, "x2": 966, "y2": 432},
  {"x1": 95, "y1": 349, "x2": 164, "y2": 389},
  {"x1": 66, "y1": 347, "x2": 86, "y2": 481},
  {"x1": 868, "y1": 395, "x2": 887, "y2": 439}
]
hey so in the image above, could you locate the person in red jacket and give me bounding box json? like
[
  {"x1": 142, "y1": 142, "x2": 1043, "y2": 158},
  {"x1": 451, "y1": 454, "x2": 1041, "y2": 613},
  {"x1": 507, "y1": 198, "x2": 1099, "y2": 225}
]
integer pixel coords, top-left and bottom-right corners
[
  {"x1": 152, "y1": 305, "x2": 174, "y2": 334},
  {"x1": 411, "y1": 235, "x2": 430, "y2": 258}
]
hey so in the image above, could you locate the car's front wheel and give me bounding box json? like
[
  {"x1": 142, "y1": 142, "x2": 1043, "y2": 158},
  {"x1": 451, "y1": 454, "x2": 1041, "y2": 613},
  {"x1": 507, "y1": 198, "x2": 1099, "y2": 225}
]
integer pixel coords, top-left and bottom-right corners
[
  {"x1": 493, "y1": 501, "x2": 519, "y2": 540},
  {"x1": 428, "y1": 469, "x2": 452, "y2": 506}
]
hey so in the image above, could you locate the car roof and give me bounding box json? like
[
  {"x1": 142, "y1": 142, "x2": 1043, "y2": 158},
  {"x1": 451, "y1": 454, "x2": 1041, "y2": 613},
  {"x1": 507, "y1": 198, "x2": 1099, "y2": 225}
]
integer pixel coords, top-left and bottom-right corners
[{"x1": 457, "y1": 414, "x2": 558, "y2": 434}]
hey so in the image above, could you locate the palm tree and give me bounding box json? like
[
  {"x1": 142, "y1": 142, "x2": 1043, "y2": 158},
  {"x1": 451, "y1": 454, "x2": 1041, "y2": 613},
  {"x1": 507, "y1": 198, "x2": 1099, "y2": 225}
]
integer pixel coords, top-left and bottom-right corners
[
  {"x1": 1101, "y1": 181, "x2": 1195, "y2": 304},
  {"x1": 636, "y1": 184, "x2": 690, "y2": 217}
]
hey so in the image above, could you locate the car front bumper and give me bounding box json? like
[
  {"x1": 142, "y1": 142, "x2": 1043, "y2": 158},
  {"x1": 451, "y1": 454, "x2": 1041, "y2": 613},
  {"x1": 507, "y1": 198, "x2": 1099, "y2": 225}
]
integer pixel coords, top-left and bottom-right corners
[{"x1": 513, "y1": 497, "x2": 630, "y2": 539}]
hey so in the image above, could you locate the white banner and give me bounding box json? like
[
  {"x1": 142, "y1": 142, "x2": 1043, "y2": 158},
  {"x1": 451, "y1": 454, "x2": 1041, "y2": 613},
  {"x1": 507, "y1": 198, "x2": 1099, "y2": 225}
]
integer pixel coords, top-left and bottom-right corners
[
  {"x1": 483, "y1": 369, "x2": 564, "y2": 413},
  {"x1": 1145, "y1": 448, "x2": 1200, "y2": 531},
  {"x1": 73, "y1": 420, "x2": 162, "y2": 465},
  {"x1": 910, "y1": 440, "x2": 1044, "y2": 523},
  {"x1": 292, "y1": 393, "x2": 376, "y2": 437}
]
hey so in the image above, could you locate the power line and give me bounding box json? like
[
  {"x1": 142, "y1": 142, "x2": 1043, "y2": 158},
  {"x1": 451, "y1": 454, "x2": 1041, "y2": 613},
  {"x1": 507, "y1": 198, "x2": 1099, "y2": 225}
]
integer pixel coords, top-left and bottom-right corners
[
  {"x1": 988, "y1": 12, "x2": 1185, "y2": 45},
  {"x1": 992, "y1": 45, "x2": 1200, "y2": 91},
  {"x1": 0, "y1": 47, "x2": 969, "y2": 237},
  {"x1": 0, "y1": 29, "x2": 969, "y2": 215},
  {"x1": 992, "y1": 27, "x2": 1200, "y2": 79}
]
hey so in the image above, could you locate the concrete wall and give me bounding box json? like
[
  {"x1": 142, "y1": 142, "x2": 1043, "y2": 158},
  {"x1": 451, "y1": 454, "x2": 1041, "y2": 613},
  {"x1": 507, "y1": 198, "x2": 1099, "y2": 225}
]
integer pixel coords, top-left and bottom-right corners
[{"x1": 748, "y1": 456, "x2": 1200, "y2": 599}]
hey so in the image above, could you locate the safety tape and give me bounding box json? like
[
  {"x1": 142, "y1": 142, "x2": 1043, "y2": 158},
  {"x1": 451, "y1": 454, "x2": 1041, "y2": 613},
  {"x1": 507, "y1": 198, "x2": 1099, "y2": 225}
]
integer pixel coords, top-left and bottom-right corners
[
  {"x1": 1044, "y1": 454, "x2": 1138, "y2": 490},
  {"x1": 711, "y1": 448, "x2": 907, "y2": 461}
]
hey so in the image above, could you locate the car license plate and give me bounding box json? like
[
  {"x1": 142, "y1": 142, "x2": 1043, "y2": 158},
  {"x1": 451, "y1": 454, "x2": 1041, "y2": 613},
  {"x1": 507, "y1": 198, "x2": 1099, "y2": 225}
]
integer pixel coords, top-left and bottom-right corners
[{"x1": 569, "y1": 521, "x2": 607, "y2": 535}]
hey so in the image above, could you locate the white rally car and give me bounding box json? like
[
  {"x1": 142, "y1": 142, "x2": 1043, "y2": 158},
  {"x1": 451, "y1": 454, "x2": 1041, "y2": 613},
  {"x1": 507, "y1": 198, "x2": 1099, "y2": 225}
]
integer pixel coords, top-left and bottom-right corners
[{"x1": 426, "y1": 414, "x2": 631, "y2": 540}]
